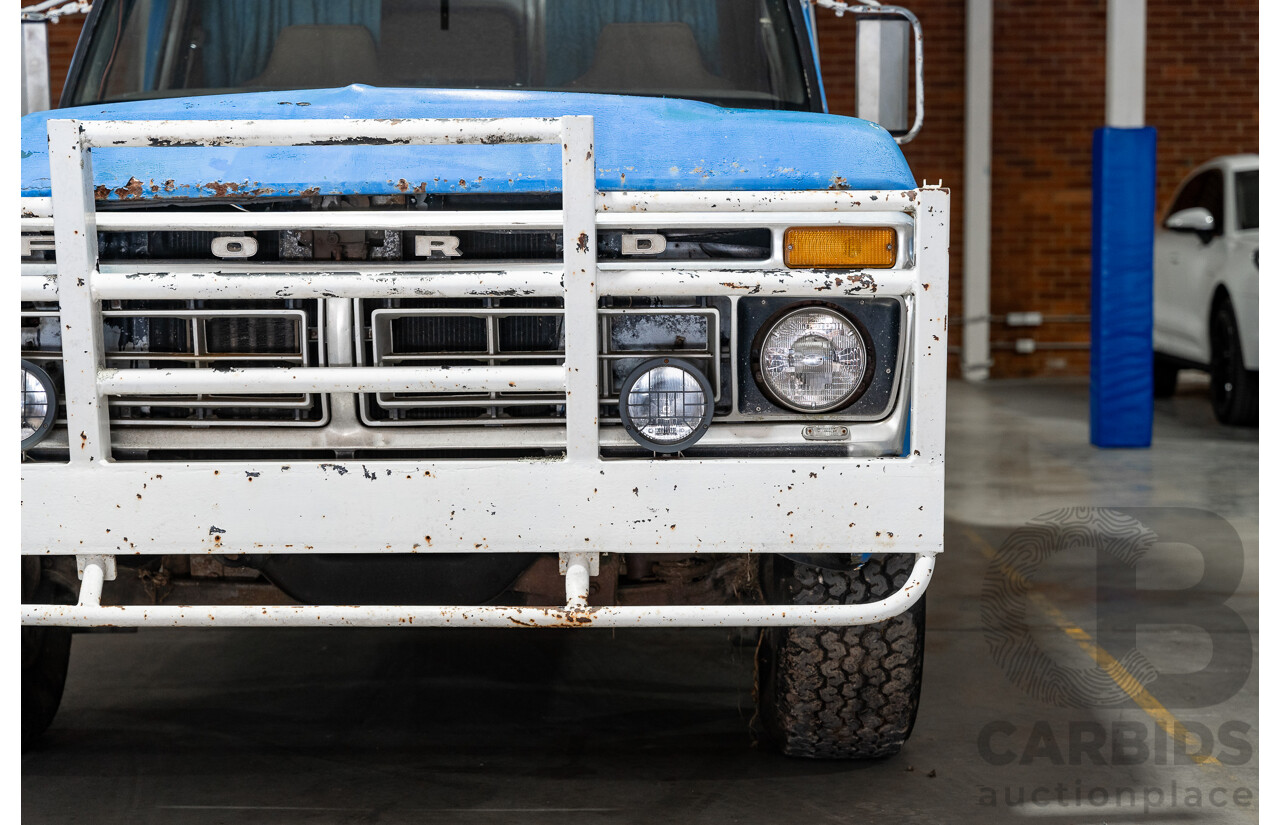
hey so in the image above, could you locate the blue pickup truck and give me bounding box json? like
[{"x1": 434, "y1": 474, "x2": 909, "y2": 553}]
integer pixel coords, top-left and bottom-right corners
[{"x1": 21, "y1": 0, "x2": 948, "y2": 760}]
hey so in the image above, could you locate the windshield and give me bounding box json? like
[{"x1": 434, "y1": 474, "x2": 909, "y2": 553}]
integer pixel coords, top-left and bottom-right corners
[
  {"x1": 1236, "y1": 170, "x2": 1258, "y2": 230},
  {"x1": 67, "y1": 0, "x2": 811, "y2": 110}
]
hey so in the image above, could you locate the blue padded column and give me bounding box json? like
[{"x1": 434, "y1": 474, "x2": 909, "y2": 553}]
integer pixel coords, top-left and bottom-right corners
[{"x1": 1091, "y1": 126, "x2": 1157, "y2": 448}]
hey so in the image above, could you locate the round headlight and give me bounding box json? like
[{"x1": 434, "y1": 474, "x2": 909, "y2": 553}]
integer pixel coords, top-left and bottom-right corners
[
  {"x1": 755, "y1": 306, "x2": 873, "y2": 413},
  {"x1": 619, "y1": 358, "x2": 715, "y2": 453},
  {"x1": 21, "y1": 360, "x2": 57, "y2": 450}
]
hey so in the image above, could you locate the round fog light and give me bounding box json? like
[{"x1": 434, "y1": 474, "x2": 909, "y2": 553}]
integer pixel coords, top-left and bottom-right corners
[
  {"x1": 619, "y1": 358, "x2": 714, "y2": 453},
  {"x1": 755, "y1": 306, "x2": 873, "y2": 413},
  {"x1": 21, "y1": 360, "x2": 57, "y2": 450}
]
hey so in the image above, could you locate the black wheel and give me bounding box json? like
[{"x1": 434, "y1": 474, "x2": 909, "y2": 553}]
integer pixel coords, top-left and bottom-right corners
[
  {"x1": 22, "y1": 558, "x2": 76, "y2": 748},
  {"x1": 754, "y1": 554, "x2": 925, "y2": 759},
  {"x1": 1209, "y1": 298, "x2": 1259, "y2": 426},
  {"x1": 1153, "y1": 354, "x2": 1180, "y2": 398}
]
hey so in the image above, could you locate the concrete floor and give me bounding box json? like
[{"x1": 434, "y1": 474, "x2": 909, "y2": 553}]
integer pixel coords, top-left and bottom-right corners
[{"x1": 22, "y1": 378, "x2": 1258, "y2": 824}]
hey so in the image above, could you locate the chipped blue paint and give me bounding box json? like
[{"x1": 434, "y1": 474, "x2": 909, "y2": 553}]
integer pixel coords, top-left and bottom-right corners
[{"x1": 21, "y1": 86, "x2": 914, "y2": 201}]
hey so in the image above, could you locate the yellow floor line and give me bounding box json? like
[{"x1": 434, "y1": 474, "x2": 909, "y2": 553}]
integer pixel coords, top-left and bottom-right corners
[{"x1": 963, "y1": 526, "x2": 1222, "y2": 767}]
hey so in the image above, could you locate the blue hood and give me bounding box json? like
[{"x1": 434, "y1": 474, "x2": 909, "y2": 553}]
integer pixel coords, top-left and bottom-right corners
[{"x1": 21, "y1": 86, "x2": 915, "y2": 201}]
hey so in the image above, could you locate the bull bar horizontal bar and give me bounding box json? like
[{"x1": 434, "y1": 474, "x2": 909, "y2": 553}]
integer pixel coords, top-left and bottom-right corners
[
  {"x1": 22, "y1": 554, "x2": 935, "y2": 628},
  {"x1": 99, "y1": 364, "x2": 566, "y2": 395},
  {"x1": 74, "y1": 117, "x2": 565, "y2": 147}
]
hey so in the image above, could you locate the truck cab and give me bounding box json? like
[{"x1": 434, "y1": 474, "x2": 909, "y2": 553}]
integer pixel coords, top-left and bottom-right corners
[{"x1": 21, "y1": 0, "x2": 948, "y2": 760}]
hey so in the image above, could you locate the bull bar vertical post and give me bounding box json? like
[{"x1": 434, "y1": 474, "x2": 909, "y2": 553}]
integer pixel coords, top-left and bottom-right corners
[
  {"x1": 559, "y1": 116, "x2": 599, "y2": 463},
  {"x1": 559, "y1": 116, "x2": 599, "y2": 609},
  {"x1": 47, "y1": 119, "x2": 111, "y2": 463}
]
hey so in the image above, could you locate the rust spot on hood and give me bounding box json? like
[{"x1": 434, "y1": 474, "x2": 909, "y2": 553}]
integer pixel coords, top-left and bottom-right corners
[
  {"x1": 114, "y1": 177, "x2": 146, "y2": 199},
  {"x1": 202, "y1": 180, "x2": 243, "y2": 198}
]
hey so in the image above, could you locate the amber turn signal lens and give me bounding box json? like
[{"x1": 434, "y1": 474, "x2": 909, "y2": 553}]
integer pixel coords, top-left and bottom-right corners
[{"x1": 783, "y1": 227, "x2": 897, "y2": 269}]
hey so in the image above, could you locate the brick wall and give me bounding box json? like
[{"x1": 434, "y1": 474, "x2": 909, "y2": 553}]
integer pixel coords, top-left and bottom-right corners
[
  {"x1": 27, "y1": 2, "x2": 1258, "y2": 379},
  {"x1": 818, "y1": 0, "x2": 1258, "y2": 378}
]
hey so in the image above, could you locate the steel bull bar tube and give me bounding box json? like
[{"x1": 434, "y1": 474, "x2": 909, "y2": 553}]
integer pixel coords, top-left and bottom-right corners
[{"x1": 23, "y1": 555, "x2": 935, "y2": 628}]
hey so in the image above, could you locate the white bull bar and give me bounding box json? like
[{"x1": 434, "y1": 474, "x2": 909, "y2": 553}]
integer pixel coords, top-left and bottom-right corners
[
  {"x1": 22, "y1": 116, "x2": 949, "y2": 628},
  {"x1": 25, "y1": 554, "x2": 934, "y2": 628}
]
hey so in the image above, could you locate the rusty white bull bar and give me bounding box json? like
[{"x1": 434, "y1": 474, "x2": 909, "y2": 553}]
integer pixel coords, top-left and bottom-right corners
[
  {"x1": 22, "y1": 116, "x2": 949, "y2": 629},
  {"x1": 25, "y1": 553, "x2": 934, "y2": 628}
]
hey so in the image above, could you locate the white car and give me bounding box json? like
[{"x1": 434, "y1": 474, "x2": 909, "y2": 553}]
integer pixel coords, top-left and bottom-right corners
[{"x1": 1154, "y1": 154, "x2": 1259, "y2": 425}]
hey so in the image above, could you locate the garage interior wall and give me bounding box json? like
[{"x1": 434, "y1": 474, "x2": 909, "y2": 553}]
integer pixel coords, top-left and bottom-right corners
[
  {"x1": 29, "y1": 1, "x2": 1258, "y2": 379},
  {"x1": 818, "y1": 0, "x2": 1258, "y2": 378}
]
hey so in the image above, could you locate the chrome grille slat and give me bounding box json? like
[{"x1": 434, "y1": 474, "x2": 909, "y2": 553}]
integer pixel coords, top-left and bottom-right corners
[
  {"x1": 358, "y1": 296, "x2": 566, "y2": 425},
  {"x1": 102, "y1": 308, "x2": 311, "y2": 408},
  {"x1": 19, "y1": 300, "x2": 328, "y2": 427}
]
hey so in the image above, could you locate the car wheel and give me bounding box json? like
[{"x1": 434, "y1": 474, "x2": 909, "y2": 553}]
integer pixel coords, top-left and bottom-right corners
[
  {"x1": 22, "y1": 558, "x2": 76, "y2": 748},
  {"x1": 1209, "y1": 299, "x2": 1259, "y2": 426},
  {"x1": 1153, "y1": 354, "x2": 1180, "y2": 398},
  {"x1": 753, "y1": 553, "x2": 925, "y2": 759}
]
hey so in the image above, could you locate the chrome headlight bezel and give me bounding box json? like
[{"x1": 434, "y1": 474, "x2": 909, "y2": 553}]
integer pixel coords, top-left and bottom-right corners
[
  {"x1": 618, "y1": 358, "x2": 715, "y2": 453},
  {"x1": 750, "y1": 303, "x2": 876, "y2": 414},
  {"x1": 21, "y1": 359, "x2": 57, "y2": 450}
]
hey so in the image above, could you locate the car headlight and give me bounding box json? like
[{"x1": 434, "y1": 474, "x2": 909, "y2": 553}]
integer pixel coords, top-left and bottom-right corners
[
  {"x1": 755, "y1": 306, "x2": 872, "y2": 413},
  {"x1": 21, "y1": 360, "x2": 57, "y2": 450},
  {"x1": 619, "y1": 358, "x2": 714, "y2": 453}
]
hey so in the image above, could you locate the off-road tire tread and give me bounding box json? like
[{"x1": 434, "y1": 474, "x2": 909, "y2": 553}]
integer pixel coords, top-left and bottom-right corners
[
  {"x1": 22, "y1": 558, "x2": 75, "y2": 748},
  {"x1": 756, "y1": 554, "x2": 925, "y2": 759}
]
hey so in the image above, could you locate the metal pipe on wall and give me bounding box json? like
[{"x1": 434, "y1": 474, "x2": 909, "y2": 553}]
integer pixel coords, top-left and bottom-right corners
[
  {"x1": 962, "y1": 0, "x2": 993, "y2": 381},
  {"x1": 1106, "y1": 0, "x2": 1147, "y2": 128},
  {"x1": 22, "y1": 20, "x2": 51, "y2": 115}
]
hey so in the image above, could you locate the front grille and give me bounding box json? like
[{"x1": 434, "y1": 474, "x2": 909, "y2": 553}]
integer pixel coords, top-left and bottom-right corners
[
  {"x1": 357, "y1": 297, "x2": 566, "y2": 425},
  {"x1": 356, "y1": 297, "x2": 731, "y2": 426},
  {"x1": 20, "y1": 193, "x2": 907, "y2": 459},
  {"x1": 20, "y1": 299, "x2": 327, "y2": 427}
]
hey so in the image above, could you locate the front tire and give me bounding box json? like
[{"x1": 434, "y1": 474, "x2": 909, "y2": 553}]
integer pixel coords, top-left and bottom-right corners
[
  {"x1": 22, "y1": 558, "x2": 75, "y2": 748},
  {"x1": 1210, "y1": 298, "x2": 1259, "y2": 426},
  {"x1": 754, "y1": 554, "x2": 925, "y2": 759}
]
